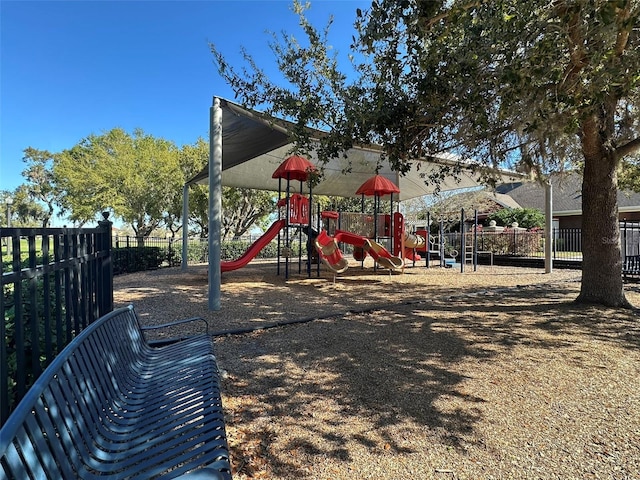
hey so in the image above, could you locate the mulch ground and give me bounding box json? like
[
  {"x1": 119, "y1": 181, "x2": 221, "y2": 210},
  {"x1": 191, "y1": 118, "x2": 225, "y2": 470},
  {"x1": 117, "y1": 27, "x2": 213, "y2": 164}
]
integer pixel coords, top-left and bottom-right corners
[{"x1": 114, "y1": 261, "x2": 640, "y2": 479}]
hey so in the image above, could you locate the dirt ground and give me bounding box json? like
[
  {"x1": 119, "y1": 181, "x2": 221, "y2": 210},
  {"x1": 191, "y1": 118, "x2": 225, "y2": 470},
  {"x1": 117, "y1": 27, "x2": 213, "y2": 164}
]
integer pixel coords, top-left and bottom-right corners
[{"x1": 114, "y1": 260, "x2": 640, "y2": 479}]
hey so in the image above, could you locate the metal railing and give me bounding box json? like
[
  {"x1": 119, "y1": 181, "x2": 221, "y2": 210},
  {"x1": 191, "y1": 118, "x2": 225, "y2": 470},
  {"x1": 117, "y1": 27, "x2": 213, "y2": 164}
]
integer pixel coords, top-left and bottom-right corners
[
  {"x1": 621, "y1": 221, "x2": 640, "y2": 257},
  {"x1": 432, "y1": 224, "x2": 640, "y2": 263},
  {"x1": 437, "y1": 229, "x2": 584, "y2": 262},
  {"x1": 1, "y1": 219, "x2": 113, "y2": 425}
]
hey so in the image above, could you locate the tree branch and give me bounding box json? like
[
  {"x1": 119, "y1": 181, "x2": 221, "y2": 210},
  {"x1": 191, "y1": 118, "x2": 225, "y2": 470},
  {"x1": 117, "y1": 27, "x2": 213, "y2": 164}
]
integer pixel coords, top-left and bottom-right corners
[
  {"x1": 614, "y1": 2, "x2": 634, "y2": 56},
  {"x1": 559, "y1": 4, "x2": 588, "y2": 92},
  {"x1": 420, "y1": 1, "x2": 480, "y2": 30},
  {"x1": 617, "y1": 137, "x2": 640, "y2": 158}
]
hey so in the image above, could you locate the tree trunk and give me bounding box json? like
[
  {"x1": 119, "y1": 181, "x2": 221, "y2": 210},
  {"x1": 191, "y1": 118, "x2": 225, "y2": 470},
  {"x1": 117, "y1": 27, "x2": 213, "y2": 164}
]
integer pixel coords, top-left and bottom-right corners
[{"x1": 576, "y1": 115, "x2": 630, "y2": 308}]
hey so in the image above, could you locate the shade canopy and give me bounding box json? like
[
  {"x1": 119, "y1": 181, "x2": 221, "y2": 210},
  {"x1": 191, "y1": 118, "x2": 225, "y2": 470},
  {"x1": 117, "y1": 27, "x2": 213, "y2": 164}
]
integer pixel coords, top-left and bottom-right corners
[
  {"x1": 272, "y1": 155, "x2": 317, "y2": 182},
  {"x1": 188, "y1": 98, "x2": 526, "y2": 201},
  {"x1": 356, "y1": 174, "x2": 400, "y2": 197}
]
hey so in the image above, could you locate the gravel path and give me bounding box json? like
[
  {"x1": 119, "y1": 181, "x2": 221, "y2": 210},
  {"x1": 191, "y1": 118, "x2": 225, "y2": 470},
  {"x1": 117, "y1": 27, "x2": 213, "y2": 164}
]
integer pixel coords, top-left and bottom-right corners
[{"x1": 114, "y1": 261, "x2": 640, "y2": 479}]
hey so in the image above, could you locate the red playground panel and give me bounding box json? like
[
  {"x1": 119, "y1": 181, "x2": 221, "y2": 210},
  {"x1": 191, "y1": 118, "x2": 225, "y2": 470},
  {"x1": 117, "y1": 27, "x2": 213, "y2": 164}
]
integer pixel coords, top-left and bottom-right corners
[{"x1": 277, "y1": 193, "x2": 310, "y2": 225}]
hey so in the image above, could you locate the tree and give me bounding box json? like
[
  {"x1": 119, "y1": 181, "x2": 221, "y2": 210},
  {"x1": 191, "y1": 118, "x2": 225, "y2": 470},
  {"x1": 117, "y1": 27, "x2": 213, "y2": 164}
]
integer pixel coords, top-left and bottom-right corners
[
  {"x1": 212, "y1": 0, "x2": 640, "y2": 308},
  {"x1": 357, "y1": 0, "x2": 640, "y2": 307},
  {"x1": 424, "y1": 189, "x2": 505, "y2": 226},
  {"x1": 21, "y1": 148, "x2": 64, "y2": 227},
  {"x1": 1, "y1": 187, "x2": 47, "y2": 228},
  {"x1": 169, "y1": 138, "x2": 210, "y2": 239},
  {"x1": 55, "y1": 128, "x2": 183, "y2": 244},
  {"x1": 221, "y1": 187, "x2": 276, "y2": 240},
  {"x1": 0, "y1": 192, "x2": 11, "y2": 228},
  {"x1": 486, "y1": 208, "x2": 545, "y2": 231},
  {"x1": 188, "y1": 188, "x2": 210, "y2": 239}
]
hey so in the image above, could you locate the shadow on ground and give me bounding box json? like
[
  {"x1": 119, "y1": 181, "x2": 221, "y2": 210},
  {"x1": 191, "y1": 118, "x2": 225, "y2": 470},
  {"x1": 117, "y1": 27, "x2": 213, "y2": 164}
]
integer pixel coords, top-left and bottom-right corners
[{"x1": 213, "y1": 282, "x2": 640, "y2": 477}]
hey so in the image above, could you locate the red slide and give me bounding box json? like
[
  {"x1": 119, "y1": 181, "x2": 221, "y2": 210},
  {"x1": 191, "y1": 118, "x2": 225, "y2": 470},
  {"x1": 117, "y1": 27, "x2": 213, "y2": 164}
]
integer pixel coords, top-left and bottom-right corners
[
  {"x1": 221, "y1": 219, "x2": 286, "y2": 272},
  {"x1": 333, "y1": 230, "x2": 368, "y2": 249}
]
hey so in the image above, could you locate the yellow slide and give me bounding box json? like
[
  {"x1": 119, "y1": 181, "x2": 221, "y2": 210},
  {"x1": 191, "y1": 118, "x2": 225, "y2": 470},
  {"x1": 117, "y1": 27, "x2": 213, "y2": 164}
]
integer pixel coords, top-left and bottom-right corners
[
  {"x1": 314, "y1": 230, "x2": 350, "y2": 273},
  {"x1": 367, "y1": 240, "x2": 404, "y2": 270}
]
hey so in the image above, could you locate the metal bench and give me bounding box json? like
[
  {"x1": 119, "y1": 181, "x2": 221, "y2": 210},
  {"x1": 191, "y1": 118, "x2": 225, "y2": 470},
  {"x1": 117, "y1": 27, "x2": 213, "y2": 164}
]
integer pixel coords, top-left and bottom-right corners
[
  {"x1": 623, "y1": 254, "x2": 640, "y2": 281},
  {"x1": 0, "y1": 305, "x2": 232, "y2": 479}
]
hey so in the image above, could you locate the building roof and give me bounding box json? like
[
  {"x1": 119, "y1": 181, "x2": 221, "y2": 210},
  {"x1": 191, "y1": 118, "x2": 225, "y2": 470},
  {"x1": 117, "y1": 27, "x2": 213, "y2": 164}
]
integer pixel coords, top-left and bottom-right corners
[{"x1": 496, "y1": 172, "x2": 640, "y2": 215}]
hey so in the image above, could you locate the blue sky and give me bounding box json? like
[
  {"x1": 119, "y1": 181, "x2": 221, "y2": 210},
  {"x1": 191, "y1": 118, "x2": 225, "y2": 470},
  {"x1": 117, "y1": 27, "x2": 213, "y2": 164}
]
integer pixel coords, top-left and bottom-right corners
[{"x1": 0, "y1": 0, "x2": 369, "y2": 194}]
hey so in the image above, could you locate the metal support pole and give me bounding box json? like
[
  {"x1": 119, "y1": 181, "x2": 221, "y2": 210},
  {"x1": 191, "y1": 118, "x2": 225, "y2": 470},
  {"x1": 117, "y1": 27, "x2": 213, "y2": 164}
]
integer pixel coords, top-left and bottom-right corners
[
  {"x1": 208, "y1": 97, "x2": 222, "y2": 311},
  {"x1": 622, "y1": 219, "x2": 627, "y2": 258},
  {"x1": 460, "y1": 208, "x2": 465, "y2": 273},
  {"x1": 474, "y1": 210, "x2": 479, "y2": 272},
  {"x1": 285, "y1": 176, "x2": 290, "y2": 279},
  {"x1": 390, "y1": 193, "x2": 394, "y2": 254},
  {"x1": 372, "y1": 194, "x2": 379, "y2": 272},
  {"x1": 426, "y1": 212, "x2": 430, "y2": 268},
  {"x1": 544, "y1": 181, "x2": 553, "y2": 274},
  {"x1": 277, "y1": 178, "x2": 282, "y2": 276},
  {"x1": 298, "y1": 180, "x2": 303, "y2": 275},
  {"x1": 181, "y1": 184, "x2": 189, "y2": 271},
  {"x1": 316, "y1": 207, "x2": 321, "y2": 277},
  {"x1": 439, "y1": 217, "x2": 445, "y2": 268},
  {"x1": 307, "y1": 186, "x2": 313, "y2": 277}
]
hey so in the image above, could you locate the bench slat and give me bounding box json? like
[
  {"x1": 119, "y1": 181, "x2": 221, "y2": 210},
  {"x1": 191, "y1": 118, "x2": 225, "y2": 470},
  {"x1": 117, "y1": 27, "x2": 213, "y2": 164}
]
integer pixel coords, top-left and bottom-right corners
[
  {"x1": 40, "y1": 383, "x2": 96, "y2": 477},
  {"x1": 31, "y1": 401, "x2": 78, "y2": 479}
]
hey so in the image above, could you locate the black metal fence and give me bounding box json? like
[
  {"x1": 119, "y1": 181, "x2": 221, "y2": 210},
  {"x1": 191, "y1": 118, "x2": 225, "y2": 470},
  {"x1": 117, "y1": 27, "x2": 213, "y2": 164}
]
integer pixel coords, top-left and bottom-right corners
[
  {"x1": 113, "y1": 235, "x2": 210, "y2": 271},
  {"x1": 428, "y1": 224, "x2": 640, "y2": 264},
  {"x1": 1, "y1": 219, "x2": 113, "y2": 425},
  {"x1": 621, "y1": 221, "x2": 640, "y2": 257},
  {"x1": 111, "y1": 234, "x2": 275, "y2": 272},
  {"x1": 438, "y1": 229, "x2": 582, "y2": 262}
]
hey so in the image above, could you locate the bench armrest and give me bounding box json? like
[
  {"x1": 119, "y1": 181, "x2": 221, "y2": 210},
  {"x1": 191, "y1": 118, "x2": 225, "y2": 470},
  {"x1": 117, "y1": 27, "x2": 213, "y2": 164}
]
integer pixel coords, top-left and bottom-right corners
[{"x1": 141, "y1": 316, "x2": 209, "y2": 335}]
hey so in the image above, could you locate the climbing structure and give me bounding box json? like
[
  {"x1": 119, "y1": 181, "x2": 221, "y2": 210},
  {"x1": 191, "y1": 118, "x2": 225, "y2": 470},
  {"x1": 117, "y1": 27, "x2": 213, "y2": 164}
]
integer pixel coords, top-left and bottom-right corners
[{"x1": 272, "y1": 155, "x2": 317, "y2": 278}]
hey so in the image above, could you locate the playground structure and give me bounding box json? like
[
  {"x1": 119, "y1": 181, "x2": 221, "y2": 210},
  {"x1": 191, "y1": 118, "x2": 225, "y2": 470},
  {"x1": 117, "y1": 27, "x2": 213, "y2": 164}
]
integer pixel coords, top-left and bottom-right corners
[
  {"x1": 220, "y1": 154, "x2": 493, "y2": 278},
  {"x1": 188, "y1": 98, "x2": 545, "y2": 310}
]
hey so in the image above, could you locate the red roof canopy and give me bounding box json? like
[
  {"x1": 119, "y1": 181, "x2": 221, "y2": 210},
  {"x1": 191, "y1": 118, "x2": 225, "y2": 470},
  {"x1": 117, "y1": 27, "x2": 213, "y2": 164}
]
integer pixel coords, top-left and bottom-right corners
[
  {"x1": 355, "y1": 175, "x2": 400, "y2": 197},
  {"x1": 272, "y1": 155, "x2": 317, "y2": 182}
]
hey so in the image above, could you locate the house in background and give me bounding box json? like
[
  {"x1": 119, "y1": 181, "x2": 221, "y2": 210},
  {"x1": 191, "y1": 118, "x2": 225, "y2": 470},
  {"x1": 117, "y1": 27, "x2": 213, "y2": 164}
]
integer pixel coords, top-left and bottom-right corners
[{"x1": 495, "y1": 172, "x2": 640, "y2": 229}]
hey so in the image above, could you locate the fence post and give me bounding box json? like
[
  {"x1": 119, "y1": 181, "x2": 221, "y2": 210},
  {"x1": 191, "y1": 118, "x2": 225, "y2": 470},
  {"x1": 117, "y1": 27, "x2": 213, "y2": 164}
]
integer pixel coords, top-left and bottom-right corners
[{"x1": 98, "y1": 212, "x2": 113, "y2": 315}]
